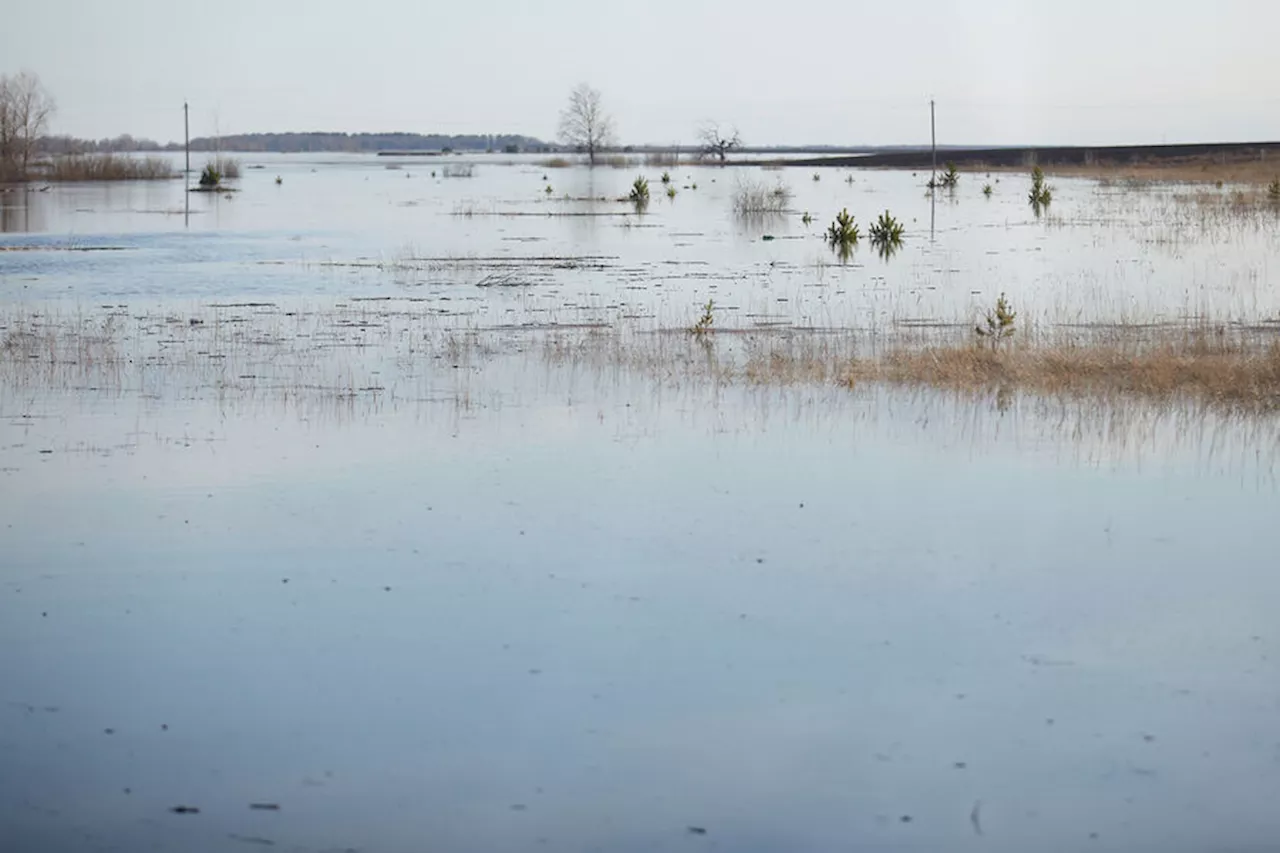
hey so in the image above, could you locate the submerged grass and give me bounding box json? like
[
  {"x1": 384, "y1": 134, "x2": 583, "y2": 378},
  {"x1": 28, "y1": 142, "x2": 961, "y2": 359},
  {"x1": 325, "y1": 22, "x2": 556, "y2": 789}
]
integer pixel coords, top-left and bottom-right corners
[
  {"x1": 731, "y1": 178, "x2": 792, "y2": 216},
  {"x1": 983, "y1": 158, "x2": 1280, "y2": 186},
  {"x1": 4, "y1": 303, "x2": 1280, "y2": 418},
  {"x1": 840, "y1": 330, "x2": 1280, "y2": 412}
]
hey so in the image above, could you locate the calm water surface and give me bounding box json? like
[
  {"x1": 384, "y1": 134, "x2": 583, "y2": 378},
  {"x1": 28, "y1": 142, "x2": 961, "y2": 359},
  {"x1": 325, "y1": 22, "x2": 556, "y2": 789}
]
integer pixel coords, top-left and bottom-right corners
[{"x1": 2, "y1": 155, "x2": 1279, "y2": 852}]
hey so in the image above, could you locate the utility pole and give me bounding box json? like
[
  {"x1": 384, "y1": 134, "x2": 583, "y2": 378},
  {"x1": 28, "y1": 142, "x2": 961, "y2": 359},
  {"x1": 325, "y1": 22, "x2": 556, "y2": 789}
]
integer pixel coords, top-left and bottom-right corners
[
  {"x1": 930, "y1": 99, "x2": 937, "y2": 185},
  {"x1": 183, "y1": 101, "x2": 190, "y2": 227}
]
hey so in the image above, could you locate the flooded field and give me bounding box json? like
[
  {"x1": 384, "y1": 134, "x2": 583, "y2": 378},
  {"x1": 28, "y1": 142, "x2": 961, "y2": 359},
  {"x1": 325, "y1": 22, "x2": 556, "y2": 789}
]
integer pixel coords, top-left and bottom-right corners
[{"x1": 3, "y1": 153, "x2": 1280, "y2": 852}]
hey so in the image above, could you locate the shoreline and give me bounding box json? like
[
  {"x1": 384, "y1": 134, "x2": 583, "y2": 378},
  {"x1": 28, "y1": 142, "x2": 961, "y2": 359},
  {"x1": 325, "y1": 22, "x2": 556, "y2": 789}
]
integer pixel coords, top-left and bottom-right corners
[{"x1": 774, "y1": 141, "x2": 1280, "y2": 184}]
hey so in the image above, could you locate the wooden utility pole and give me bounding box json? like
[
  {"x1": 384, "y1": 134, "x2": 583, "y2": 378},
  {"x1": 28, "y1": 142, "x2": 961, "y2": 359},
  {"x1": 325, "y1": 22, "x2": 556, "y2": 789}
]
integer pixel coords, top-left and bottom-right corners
[
  {"x1": 184, "y1": 101, "x2": 190, "y2": 226},
  {"x1": 930, "y1": 99, "x2": 937, "y2": 184}
]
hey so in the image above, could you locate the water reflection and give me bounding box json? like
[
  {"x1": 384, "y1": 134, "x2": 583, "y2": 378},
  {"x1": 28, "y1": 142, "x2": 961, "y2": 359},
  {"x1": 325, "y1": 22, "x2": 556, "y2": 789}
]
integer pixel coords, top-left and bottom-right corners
[
  {"x1": 1, "y1": 188, "x2": 46, "y2": 233},
  {"x1": 3, "y1": 337, "x2": 1280, "y2": 852}
]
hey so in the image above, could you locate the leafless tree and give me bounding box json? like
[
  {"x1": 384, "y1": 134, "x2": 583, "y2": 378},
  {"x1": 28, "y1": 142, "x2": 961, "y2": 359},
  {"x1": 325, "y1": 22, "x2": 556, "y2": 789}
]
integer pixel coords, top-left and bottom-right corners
[
  {"x1": 0, "y1": 79, "x2": 13, "y2": 180},
  {"x1": 0, "y1": 71, "x2": 55, "y2": 180},
  {"x1": 558, "y1": 83, "x2": 615, "y2": 166},
  {"x1": 698, "y1": 122, "x2": 741, "y2": 163}
]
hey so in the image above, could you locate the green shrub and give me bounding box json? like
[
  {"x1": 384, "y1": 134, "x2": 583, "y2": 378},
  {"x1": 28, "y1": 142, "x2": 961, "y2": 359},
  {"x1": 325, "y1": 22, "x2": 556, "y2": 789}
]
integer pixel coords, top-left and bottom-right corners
[
  {"x1": 939, "y1": 162, "x2": 959, "y2": 189},
  {"x1": 868, "y1": 210, "x2": 905, "y2": 245},
  {"x1": 1029, "y1": 166, "x2": 1052, "y2": 209},
  {"x1": 629, "y1": 175, "x2": 650, "y2": 204},
  {"x1": 691, "y1": 300, "x2": 715, "y2": 336},
  {"x1": 199, "y1": 164, "x2": 221, "y2": 188},
  {"x1": 826, "y1": 208, "x2": 860, "y2": 248},
  {"x1": 975, "y1": 293, "x2": 1017, "y2": 346}
]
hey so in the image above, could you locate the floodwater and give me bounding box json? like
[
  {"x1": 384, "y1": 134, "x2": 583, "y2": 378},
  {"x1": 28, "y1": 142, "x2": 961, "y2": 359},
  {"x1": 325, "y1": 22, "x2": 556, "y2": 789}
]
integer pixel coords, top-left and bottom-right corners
[{"x1": 3, "y1": 153, "x2": 1280, "y2": 852}]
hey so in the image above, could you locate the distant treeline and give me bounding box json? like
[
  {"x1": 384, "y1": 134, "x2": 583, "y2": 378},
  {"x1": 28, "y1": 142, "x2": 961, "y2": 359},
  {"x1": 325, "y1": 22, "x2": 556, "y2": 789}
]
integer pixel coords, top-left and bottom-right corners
[{"x1": 38, "y1": 132, "x2": 550, "y2": 154}]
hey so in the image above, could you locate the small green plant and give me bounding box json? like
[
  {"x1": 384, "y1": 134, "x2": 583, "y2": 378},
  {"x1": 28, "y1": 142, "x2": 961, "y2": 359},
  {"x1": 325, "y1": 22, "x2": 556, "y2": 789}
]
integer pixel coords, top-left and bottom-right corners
[
  {"x1": 629, "y1": 175, "x2": 650, "y2": 204},
  {"x1": 826, "y1": 208, "x2": 860, "y2": 248},
  {"x1": 691, "y1": 182, "x2": 698, "y2": 190},
  {"x1": 660, "y1": 171, "x2": 672, "y2": 184},
  {"x1": 275, "y1": 175, "x2": 283, "y2": 186},
  {"x1": 868, "y1": 210, "x2": 905, "y2": 245},
  {"x1": 1029, "y1": 166, "x2": 1052, "y2": 209},
  {"x1": 545, "y1": 184, "x2": 553, "y2": 195},
  {"x1": 691, "y1": 299, "x2": 715, "y2": 336},
  {"x1": 801, "y1": 211, "x2": 813, "y2": 225},
  {"x1": 813, "y1": 172, "x2": 821, "y2": 182},
  {"x1": 982, "y1": 183, "x2": 993, "y2": 197},
  {"x1": 666, "y1": 185, "x2": 677, "y2": 199},
  {"x1": 975, "y1": 293, "x2": 1017, "y2": 346},
  {"x1": 1268, "y1": 178, "x2": 1280, "y2": 203},
  {"x1": 198, "y1": 163, "x2": 221, "y2": 188},
  {"x1": 939, "y1": 162, "x2": 959, "y2": 189}
]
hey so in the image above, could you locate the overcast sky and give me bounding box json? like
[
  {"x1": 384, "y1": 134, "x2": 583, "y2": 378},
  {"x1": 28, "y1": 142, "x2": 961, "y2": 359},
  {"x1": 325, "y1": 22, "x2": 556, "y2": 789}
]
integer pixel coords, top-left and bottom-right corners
[{"x1": 5, "y1": 0, "x2": 1278, "y2": 147}]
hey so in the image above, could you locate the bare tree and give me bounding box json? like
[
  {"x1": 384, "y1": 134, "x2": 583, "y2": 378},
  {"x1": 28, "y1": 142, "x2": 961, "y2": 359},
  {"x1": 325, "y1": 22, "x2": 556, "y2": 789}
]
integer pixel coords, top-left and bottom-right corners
[
  {"x1": 0, "y1": 78, "x2": 14, "y2": 180},
  {"x1": 698, "y1": 122, "x2": 741, "y2": 164},
  {"x1": 558, "y1": 83, "x2": 614, "y2": 166},
  {"x1": 0, "y1": 71, "x2": 55, "y2": 180}
]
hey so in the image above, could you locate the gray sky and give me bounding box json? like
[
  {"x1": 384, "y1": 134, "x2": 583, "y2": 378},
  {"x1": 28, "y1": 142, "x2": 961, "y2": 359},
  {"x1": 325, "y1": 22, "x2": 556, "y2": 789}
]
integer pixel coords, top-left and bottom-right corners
[{"x1": 6, "y1": 0, "x2": 1278, "y2": 146}]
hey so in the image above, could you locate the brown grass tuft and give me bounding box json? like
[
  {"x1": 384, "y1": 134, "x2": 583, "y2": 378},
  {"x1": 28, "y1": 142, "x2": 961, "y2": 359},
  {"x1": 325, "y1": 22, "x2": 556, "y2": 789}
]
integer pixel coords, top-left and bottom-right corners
[
  {"x1": 44, "y1": 153, "x2": 175, "y2": 181},
  {"x1": 979, "y1": 158, "x2": 1280, "y2": 186},
  {"x1": 841, "y1": 332, "x2": 1280, "y2": 412}
]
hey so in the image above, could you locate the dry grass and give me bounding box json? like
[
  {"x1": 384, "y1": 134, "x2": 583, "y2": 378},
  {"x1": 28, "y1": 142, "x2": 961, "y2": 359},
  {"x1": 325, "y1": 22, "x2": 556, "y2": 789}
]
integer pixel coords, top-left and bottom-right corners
[
  {"x1": 731, "y1": 177, "x2": 793, "y2": 216},
  {"x1": 602, "y1": 154, "x2": 638, "y2": 169},
  {"x1": 644, "y1": 151, "x2": 682, "y2": 168},
  {"x1": 44, "y1": 153, "x2": 175, "y2": 181},
  {"x1": 208, "y1": 157, "x2": 241, "y2": 179},
  {"x1": 5, "y1": 301, "x2": 1280, "y2": 418},
  {"x1": 979, "y1": 157, "x2": 1280, "y2": 186},
  {"x1": 539, "y1": 154, "x2": 639, "y2": 169},
  {"x1": 441, "y1": 164, "x2": 475, "y2": 178},
  {"x1": 840, "y1": 330, "x2": 1280, "y2": 412}
]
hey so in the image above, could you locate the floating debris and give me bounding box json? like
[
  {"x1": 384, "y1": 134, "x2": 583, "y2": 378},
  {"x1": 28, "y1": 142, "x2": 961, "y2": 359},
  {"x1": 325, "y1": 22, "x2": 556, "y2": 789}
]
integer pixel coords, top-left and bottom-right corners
[{"x1": 229, "y1": 834, "x2": 275, "y2": 846}]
